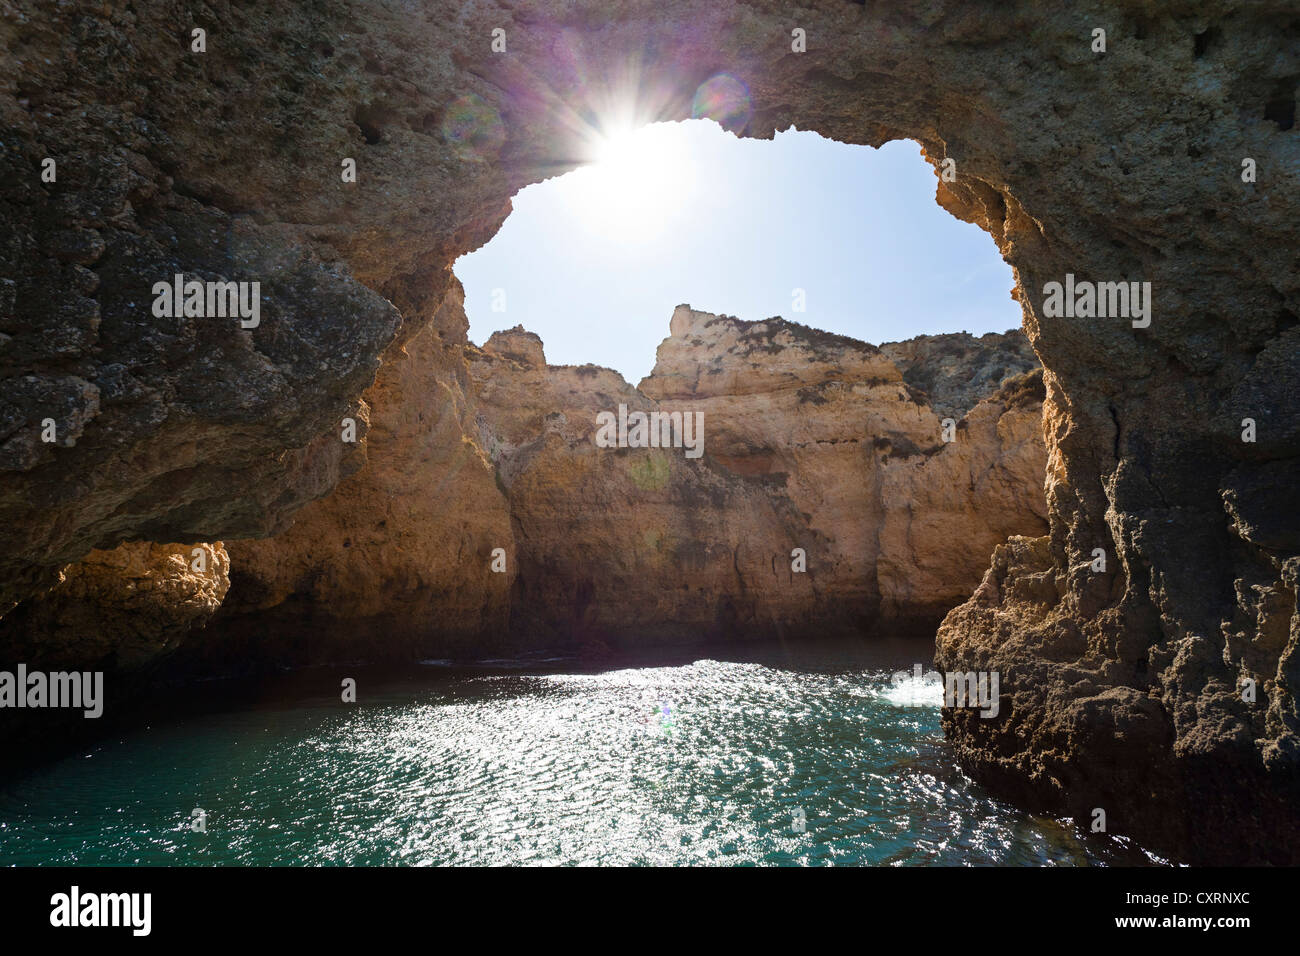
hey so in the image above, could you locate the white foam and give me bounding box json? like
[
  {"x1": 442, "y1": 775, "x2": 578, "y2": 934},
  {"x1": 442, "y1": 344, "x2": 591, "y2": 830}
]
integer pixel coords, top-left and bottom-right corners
[{"x1": 880, "y1": 672, "x2": 944, "y2": 708}]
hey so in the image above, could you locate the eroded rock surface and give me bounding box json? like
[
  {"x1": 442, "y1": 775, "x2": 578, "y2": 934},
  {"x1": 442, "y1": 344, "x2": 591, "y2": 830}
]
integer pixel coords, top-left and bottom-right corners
[
  {"x1": 202, "y1": 299, "x2": 1045, "y2": 663},
  {"x1": 640, "y1": 306, "x2": 1048, "y2": 634},
  {"x1": 0, "y1": 540, "x2": 229, "y2": 670},
  {"x1": 879, "y1": 330, "x2": 1039, "y2": 421},
  {"x1": 206, "y1": 282, "x2": 515, "y2": 668},
  {"x1": 468, "y1": 318, "x2": 831, "y2": 649},
  {"x1": 3, "y1": 0, "x2": 1298, "y2": 861}
]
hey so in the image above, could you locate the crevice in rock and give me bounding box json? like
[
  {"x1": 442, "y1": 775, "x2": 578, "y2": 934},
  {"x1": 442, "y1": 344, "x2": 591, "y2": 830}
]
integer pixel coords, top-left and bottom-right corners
[
  {"x1": 1264, "y1": 77, "x2": 1297, "y2": 130},
  {"x1": 354, "y1": 101, "x2": 397, "y2": 144},
  {"x1": 1192, "y1": 26, "x2": 1221, "y2": 59}
]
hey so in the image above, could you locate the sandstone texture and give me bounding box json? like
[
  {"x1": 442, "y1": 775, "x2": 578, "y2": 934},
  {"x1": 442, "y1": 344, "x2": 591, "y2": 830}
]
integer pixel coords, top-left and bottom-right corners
[
  {"x1": 2, "y1": 0, "x2": 1298, "y2": 862},
  {"x1": 640, "y1": 306, "x2": 1048, "y2": 635},
  {"x1": 202, "y1": 299, "x2": 1044, "y2": 663},
  {"x1": 0, "y1": 540, "x2": 229, "y2": 669},
  {"x1": 201, "y1": 282, "x2": 515, "y2": 668},
  {"x1": 0, "y1": 537, "x2": 229, "y2": 765},
  {"x1": 879, "y1": 330, "x2": 1039, "y2": 421},
  {"x1": 468, "y1": 323, "x2": 827, "y2": 649}
]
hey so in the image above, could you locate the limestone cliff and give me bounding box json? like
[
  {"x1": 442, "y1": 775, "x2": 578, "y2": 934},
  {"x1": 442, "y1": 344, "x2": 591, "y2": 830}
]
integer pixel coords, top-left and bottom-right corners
[
  {"x1": 3, "y1": 0, "x2": 1298, "y2": 863},
  {"x1": 467, "y1": 322, "x2": 831, "y2": 649},
  {"x1": 0, "y1": 537, "x2": 230, "y2": 766},
  {"x1": 639, "y1": 306, "x2": 1048, "y2": 634},
  {"x1": 200, "y1": 283, "x2": 516, "y2": 668},
  {"x1": 197, "y1": 299, "x2": 1045, "y2": 663},
  {"x1": 0, "y1": 540, "x2": 229, "y2": 670},
  {"x1": 879, "y1": 331, "x2": 1039, "y2": 421}
]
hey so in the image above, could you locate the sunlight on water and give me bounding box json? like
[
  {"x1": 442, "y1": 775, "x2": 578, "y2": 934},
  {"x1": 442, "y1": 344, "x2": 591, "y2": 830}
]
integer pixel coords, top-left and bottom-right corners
[
  {"x1": 876, "y1": 666, "x2": 947, "y2": 709},
  {"x1": 0, "y1": 645, "x2": 1163, "y2": 866}
]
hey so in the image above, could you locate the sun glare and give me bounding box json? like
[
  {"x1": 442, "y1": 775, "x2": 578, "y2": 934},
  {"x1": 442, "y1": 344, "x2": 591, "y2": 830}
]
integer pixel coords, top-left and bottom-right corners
[{"x1": 563, "y1": 122, "x2": 695, "y2": 241}]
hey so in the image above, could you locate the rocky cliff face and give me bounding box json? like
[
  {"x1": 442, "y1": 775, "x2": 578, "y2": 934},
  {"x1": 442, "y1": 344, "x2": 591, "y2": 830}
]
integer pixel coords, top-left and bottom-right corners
[
  {"x1": 3, "y1": 0, "x2": 1298, "y2": 862},
  {"x1": 467, "y1": 323, "x2": 828, "y2": 649},
  {"x1": 879, "y1": 331, "x2": 1040, "y2": 421},
  {"x1": 0, "y1": 540, "x2": 228, "y2": 670},
  {"x1": 0, "y1": 537, "x2": 230, "y2": 766},
  {"x1": 639, "y1": 306, "x2": 1047, "y2": 635},
  {"x1": 193, "y1": 299, "x2": 1045, "y2": 664},
  {"x1": 197, "y1": 282, "x2": 515, "y2": 669}
]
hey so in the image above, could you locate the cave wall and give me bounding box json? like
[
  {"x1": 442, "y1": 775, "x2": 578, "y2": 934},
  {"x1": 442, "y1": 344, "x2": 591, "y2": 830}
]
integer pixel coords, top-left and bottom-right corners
[
  {"x1": 3, "y1": 0, "x2": 1298, "y2": 861},
  {"x1": 0, "y1": 539, "x2": 229, "y2": 670},
  {"x1": 203, "y1": 280, "x2": 516, "y2": 669}
]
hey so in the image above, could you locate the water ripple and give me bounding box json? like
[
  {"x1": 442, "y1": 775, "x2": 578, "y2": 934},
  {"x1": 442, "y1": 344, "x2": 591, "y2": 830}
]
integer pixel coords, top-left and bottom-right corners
[{"x1": 0, "y1": 647, "x2": 1164, "y2": 866}]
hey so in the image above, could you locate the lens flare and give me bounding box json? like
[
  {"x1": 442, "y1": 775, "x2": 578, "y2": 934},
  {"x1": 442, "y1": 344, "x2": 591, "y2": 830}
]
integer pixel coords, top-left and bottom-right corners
[
  {"x1": 691, "y1": 73, "x2": 751, "y2": 131},
  {"x1": 441, "y1": 93, "x2": 505, "y2": 162}
]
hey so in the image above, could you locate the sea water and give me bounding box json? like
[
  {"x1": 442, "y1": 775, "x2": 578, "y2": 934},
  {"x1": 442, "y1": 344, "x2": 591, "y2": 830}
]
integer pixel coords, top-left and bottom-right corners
[{"x1": 0, "y1": 639, "x2": 1163, "y2": 866}]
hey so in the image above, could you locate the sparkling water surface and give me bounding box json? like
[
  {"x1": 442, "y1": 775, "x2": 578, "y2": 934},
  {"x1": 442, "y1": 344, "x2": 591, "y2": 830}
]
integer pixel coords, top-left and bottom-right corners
[{"x1": 0, "y1": 639, "x2": 1163, "y2": 866}]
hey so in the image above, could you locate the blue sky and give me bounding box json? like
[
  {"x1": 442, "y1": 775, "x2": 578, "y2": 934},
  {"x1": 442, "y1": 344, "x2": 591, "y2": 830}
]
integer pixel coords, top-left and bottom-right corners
[{"x1": 455, "y1": 122, "x2": 1021, "y2": 383}]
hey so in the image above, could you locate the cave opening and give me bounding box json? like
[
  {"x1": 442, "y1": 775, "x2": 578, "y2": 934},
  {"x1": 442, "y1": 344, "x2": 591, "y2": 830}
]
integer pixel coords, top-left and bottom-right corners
[
  {"x1": 448, "y1": 116, "x2": 1050, "y2": 649},
  {"x1": 454, "y1": 118, "x2": 1025, "y2": 383},
  {"x1": 3, "y1": 0, "x2": 1296, "y2": 870}
]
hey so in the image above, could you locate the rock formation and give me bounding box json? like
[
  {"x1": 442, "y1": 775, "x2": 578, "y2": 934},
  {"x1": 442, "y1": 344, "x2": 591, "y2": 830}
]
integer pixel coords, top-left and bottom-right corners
[
  {"x1": 640, "y1": 306, "x2": 1047, "y2": 635},
  {"x1": 468, "y1": 321, "x2": 827, "y2": 649},
  {"x1": 201, "y1": 282, "x2": 515, "y2": 669},
  {"x1": 3, "y1": 0, "x2": 1297, "y2": 862},
  {"x1": 197, "y1": 298, "x2": 1046, "y2": 665},
  {"x1": 0, "y1": 538, "x2": 230, "y2": 766},
  {"x1": 0, "y1": 540, "x2": 229, "y2": 670},
  {"x1": 879, "y1": 330, "x2": 1039, "y2": 421}
]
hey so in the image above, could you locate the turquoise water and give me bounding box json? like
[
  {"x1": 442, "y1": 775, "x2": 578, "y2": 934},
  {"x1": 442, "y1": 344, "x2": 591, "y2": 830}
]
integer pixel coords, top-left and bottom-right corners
[{"x1": 0, "y1": 641, "x2": 1162, "y2": 866}]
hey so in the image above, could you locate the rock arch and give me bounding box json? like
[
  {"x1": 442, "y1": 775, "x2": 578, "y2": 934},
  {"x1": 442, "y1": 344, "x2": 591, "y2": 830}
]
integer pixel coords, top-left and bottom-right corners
[{"x1": 2, "y1": 2, "x2": 1297, "y2": 862}]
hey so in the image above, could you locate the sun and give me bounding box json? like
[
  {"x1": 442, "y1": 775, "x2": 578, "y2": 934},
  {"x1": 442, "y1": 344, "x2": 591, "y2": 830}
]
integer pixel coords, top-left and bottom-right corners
[{"x1": 562, "y1": 122, "x2": 695, "y2": 241}]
